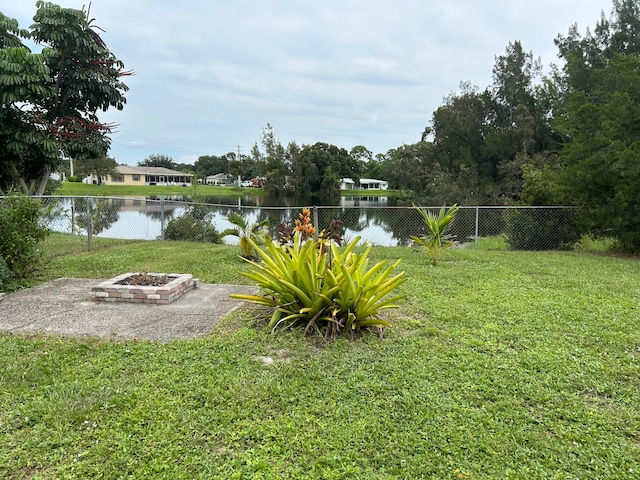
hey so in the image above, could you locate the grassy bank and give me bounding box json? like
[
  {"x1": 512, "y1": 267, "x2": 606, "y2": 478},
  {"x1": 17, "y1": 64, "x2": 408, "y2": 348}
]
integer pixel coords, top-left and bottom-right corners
[
  {"x1": 53, "y1": 182, "x2": 405, "y2": 199},
  {"x1": 53, "y1": 182, "x2": 260, "y2": 198},
  {"x1": 1, "y1": 243, "x2": 639, "y2": 478},
  {"x1": 340, "y1": 188, "x2": 405, "y2": 197}
]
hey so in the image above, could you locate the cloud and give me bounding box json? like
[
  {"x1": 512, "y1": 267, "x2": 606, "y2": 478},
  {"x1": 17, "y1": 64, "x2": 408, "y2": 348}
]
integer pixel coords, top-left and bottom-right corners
[{"x1": 3, "y1": 0, "x2": 614, "y2": 164}]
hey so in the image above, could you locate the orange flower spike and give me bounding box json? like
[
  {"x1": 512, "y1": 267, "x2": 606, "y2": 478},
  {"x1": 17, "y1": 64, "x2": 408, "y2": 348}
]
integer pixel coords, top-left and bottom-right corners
[{"x1": 293, "y1": 208, "x2": 315, "y2": 237}]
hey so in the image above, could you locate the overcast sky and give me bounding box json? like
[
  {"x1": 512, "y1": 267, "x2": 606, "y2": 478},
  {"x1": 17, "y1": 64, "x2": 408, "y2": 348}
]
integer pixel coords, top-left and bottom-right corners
[{"x1": 6, "y1": 0, "x2": 614, "y2": 165}]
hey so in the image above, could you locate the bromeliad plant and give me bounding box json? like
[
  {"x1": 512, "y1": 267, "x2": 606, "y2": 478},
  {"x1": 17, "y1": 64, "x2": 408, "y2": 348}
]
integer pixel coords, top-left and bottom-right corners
[
  {"x1": 411, "y1": 204, "x2": 460, "y2": 265},
  {"x1": 231, "y1": 209, "x2": 406, "y2": 340}
]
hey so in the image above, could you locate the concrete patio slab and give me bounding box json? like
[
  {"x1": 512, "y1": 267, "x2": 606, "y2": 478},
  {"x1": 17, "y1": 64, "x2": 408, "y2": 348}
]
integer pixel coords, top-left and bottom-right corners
[{"x1": 0, "y1": 278, "x2": 258, "y2": 343}]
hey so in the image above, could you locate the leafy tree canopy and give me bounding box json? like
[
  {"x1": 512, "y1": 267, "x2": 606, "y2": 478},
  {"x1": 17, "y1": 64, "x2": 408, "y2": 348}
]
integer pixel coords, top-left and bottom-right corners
[
  {"x1": 552, "y1": 0, "x2": 640, "y2": 251},
  {"x1": 0, "y1": 2, "x2": 130, "y2": 195},
  {"x1": 138, "y1": 154, "x2": 176, "y2": 170},
  {"x1": 74, "y1": 157, "x2": 118, "y2": 182}
]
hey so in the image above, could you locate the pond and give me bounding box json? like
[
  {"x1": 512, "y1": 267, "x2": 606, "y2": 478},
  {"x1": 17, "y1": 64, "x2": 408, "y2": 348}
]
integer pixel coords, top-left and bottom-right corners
[{"x1": 46, "y1": 195, "x2": 424, "y2": 247}]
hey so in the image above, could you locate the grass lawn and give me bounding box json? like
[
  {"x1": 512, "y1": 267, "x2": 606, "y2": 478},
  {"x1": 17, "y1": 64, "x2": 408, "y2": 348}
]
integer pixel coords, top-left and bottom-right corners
[
  {"x1": 340, "y1": 189, "x2": 405, "y2": 197},
  {"x1": 53, "y1": 182, "x2": 260, "y2": 198},
  {"x1": 1, "y1": 242, "x2": 639, "y2": 479},
  {"x1": 53, "y1": 182, "x2": 405, "y2": 199}
]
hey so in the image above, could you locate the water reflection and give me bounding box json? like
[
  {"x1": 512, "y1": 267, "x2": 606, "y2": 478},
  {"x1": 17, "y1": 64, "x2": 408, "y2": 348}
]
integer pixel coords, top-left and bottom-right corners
[
  {"x1": 146, "y1": 193, "x2": 406, "y2": 208},
  {"x1": 48, "y1": 195, "x2": 423, "y2": 246}
]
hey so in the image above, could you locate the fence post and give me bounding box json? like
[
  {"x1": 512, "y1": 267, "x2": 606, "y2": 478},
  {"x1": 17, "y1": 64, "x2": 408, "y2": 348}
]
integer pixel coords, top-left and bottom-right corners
[
  {"x1": 475, "y1": 206, "x2": 479, "y2": 249},
  {"x1": 160, "y1": 198, "x2": 165, "y2": 240},
  {"x1": 313, "y1": 206, "x2": 319, "y2": 241},
  {"x1": 86, "y1": 196, "x2": 92, "y2": 251},
  {"x1": 71, "y1": 197, "x2": 75, "y2": 235}
]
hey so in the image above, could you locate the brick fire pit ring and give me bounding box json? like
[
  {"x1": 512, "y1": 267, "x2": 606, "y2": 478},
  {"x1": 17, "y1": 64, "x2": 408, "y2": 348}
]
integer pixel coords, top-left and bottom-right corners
[{"x1": 91, "y1": 273, "x2": 196, "y2": 305}]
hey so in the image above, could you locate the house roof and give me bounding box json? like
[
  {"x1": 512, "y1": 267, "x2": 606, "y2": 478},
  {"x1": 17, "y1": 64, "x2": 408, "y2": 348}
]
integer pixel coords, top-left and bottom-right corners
[
  {"x1": 205, "y1": 173, "x2": 229, "y2": 180},
  {"x1": 340, "y1": 177, "x2": 388, "y2": 184},
  {"x1": 117, "y1": 165, "x2": 193, "y2": 176},
  {"x1": 359, "y1": 178, "x2": 387, "y2": 184}
]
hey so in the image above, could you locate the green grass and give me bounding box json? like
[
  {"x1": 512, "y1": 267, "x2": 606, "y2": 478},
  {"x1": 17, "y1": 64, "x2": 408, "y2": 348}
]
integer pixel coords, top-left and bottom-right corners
[
  {"x1": 54, "y1": 182, "x2": 405, "y2": 199},
  {"x1": 39, "y1": 236, "x2": 248, "y2": 284},
  {"x1": 573, "y1": 234, "x2": 621, "y2": 253},
  {"x1": 53, "y1": 182, "x2": 261, "y2": 198},
  {"x1": 42, "y1": 232, "x2": 144, "y2": 258},
  {"x1": 473, "y1": 235, "x2": 509, "y2": 251},
  {"x1": 473, "y1": 235, "x2": 622, "y2": 254},
  {"x1": 2, "y1": 244, "x2": 639, "y2": 478}
]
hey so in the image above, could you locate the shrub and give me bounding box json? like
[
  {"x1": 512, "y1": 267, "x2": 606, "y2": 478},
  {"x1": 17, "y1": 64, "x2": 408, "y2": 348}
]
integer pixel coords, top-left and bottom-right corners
[
  {"x1": 164, "y1": 208, "x2": 220, "y2": 243},
  {"x1": 44, "y1": 179, "x2": 61, "y2": 194},
  {"x1": 0, "y1": 256, "x2": 10, "y2": 292},
  {"x1": 504, "y1": 208, "x2": 580, "y2": 250},
  {"x1": 0, "y1": 193, "x2": 50, "y2": 281},
  {"x1": 573, "y1": 234, "x2": 620, "y2": 253},
  {"x1": 232, "y1": 209, "x2": 406, "y2": 340}
]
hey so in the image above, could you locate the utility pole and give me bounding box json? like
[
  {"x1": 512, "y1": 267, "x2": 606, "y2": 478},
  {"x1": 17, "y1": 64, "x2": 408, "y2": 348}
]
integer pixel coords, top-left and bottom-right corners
[{"x1": 236, "y1": 145, "x2": 242, "y2": 186}]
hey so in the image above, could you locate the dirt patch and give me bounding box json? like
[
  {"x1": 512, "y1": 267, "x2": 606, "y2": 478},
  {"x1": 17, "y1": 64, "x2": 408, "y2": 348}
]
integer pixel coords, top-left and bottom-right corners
[
  {"x1": 116, "y1": 272, "x2": 171, "y2": 286},
  {"x1": 255, "y1": 349, "x2": 292, "y2": 366}
]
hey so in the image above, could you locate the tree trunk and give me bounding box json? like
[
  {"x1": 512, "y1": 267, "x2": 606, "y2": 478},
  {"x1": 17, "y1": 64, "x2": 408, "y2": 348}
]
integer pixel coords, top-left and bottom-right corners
[
  {"x1": 35, "y1": 166, "x2": 51, "y2": 196},
  {"x1": 8, "y1": 162, "x2": 31, "y2": 194}
]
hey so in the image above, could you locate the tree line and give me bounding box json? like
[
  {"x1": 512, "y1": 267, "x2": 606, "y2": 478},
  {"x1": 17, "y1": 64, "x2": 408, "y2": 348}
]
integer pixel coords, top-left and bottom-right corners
[{"x1": 2, "y1": 1, "x2": 639, "y2": 251}]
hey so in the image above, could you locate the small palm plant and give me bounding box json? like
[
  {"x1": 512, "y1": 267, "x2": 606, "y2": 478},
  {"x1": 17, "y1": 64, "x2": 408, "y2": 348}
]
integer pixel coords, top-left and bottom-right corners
[
  {"x1": 220, "y1": 211, "x2": 270, "y2": 260},
  {"x1": 411, "y1": 204, "x2": 460, "y2": 265}
]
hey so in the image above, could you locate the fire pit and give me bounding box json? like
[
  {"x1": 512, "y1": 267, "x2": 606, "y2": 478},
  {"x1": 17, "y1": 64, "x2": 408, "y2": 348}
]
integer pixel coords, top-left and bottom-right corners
[{"x1": 91, "y1": 272, "x2": 196, "y2": 304}]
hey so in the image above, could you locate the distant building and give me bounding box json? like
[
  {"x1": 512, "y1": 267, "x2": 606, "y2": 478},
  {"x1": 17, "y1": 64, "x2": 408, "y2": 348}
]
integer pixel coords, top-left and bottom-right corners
[
  {"x1": 340, "y1": 178, "x2": 356, "y2": 190},
  {"x1": 88, "y1": 166, "x2": 193, "y2": 186},
  {"x1": 340, "y1": 178, "x2": 388, "y2": 190},
  {"x1": 205, "y1": 173, "x2": 234, "y2": 186}
]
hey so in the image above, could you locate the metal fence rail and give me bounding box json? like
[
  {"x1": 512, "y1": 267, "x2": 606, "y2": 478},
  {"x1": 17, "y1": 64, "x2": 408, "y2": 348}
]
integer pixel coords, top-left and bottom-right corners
[{"x1": 2, "y1": 196, "x2": 580, "y2": 252}]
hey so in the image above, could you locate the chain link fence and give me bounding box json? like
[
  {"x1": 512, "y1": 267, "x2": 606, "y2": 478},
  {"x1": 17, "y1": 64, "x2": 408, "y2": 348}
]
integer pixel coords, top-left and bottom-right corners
[{"x1": 16, "y1": 196, "x2": 581, "y2": 253}]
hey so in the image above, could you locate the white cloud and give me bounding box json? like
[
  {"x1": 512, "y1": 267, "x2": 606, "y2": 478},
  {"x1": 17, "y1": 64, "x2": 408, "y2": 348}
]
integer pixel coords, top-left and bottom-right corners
[
  {"x1": 178, "y1": 155, "x2": 199, "y2": 165},
  {"x1": 3, "y1": 0, "x2": 614, "y2": 164}
]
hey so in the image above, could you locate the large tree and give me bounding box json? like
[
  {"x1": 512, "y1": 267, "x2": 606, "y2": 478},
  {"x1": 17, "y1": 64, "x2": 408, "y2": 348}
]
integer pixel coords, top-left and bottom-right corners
[
  {"x1": 138, "y1": 154, "x2": 176, "y2": 170},
  {"x1": 74, "y1": 157, "x2": 118, "y2": 184},
  {"x1": 0, "y1": 2, "x2": 130, "y2": 195},
  {"x1": 193, "y1": 155, "x2": 228, "y2": 179},
  {"x1": 554, "y1": 0, "x2": 640, "y2": 252},
  {"x1": 292, "y1": 142, "x2": 359, "y2": 196},
  {"x1": 250, "y1": 123, "x2": 290, "y2": 196},
  {"x1": 422, "y1": 43, "x2": 558, "y2": 205}
]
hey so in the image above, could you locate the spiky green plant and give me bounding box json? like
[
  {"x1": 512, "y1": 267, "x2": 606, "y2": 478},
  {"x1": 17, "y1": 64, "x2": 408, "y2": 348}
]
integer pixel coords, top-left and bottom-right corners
[
  {"x1": 411, "y1": 204, "x2": 460, "y2": 265},
  {"x1": 231, "y1": 232, "x2": 406, "y2": 340},
  {"x1": 220, "y1": 211, "x2": 270, "y2": 260}
]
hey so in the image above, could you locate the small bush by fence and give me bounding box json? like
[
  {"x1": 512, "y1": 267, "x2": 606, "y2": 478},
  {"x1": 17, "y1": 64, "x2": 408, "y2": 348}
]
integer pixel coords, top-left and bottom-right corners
[{"x1": 3, "y1": 196, "x2": 583, "y2": 254}]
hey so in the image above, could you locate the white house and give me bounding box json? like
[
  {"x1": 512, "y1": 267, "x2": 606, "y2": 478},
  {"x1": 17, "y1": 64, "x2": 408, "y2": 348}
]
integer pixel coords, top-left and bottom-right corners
[
  {"x1": 205, "y1": 173, "x2": 233, "y2": 185},
  {"x1": 340, "y1": 178, "x2": 356, "y2": 190},
  {"x1": 340, "y1": 178, "x2": 389, "y2": 190},
  {"x1": 359, "y1": 178, "x2": 388, "y2": 190}
]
